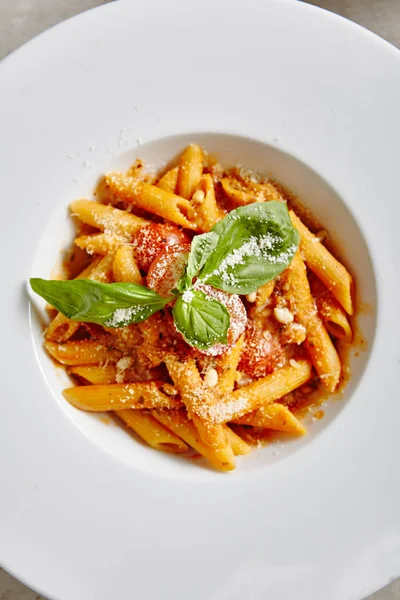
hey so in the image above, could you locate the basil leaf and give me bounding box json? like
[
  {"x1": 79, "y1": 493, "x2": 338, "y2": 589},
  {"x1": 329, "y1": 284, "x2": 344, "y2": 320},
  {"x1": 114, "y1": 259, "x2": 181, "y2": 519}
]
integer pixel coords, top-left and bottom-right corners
[
  {"x1": 30, "y1": 278, "x2": 168, "y2": 327},
  {"x1": 172, "y1": 289, "x2": 230, "y2": 350},
  {"x1": 176, "y1": 232, "x2": 219, "y2": 293},
  {"x1": 198, "y1": 201, "x2": 299, "y2": 294},
  {"x1": 176, "y1": 269, "x2": 191, "y2": 294},
  {"x1": 187, "y1": 232, "x2": 219, "y2": 280}
]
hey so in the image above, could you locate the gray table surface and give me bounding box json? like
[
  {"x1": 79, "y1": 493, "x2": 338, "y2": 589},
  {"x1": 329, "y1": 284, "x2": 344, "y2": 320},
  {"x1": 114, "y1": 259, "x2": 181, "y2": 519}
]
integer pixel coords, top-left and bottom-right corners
[{"x1": 0, "y1": 0, "x2": 399, "y2": 598}]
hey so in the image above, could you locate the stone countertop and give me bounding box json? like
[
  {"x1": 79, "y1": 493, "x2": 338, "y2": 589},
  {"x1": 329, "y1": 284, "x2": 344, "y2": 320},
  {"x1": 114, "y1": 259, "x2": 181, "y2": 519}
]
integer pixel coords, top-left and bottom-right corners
[{"x1": 0, "y1": 0, "x2": 399, "y2": 599}]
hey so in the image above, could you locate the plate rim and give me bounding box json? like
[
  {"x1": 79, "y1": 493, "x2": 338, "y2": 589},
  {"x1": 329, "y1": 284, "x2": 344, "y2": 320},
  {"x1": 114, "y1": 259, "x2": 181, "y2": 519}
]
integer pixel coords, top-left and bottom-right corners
[{"x1": 0, "y1": 1, "x2": 399, "y2": 599}]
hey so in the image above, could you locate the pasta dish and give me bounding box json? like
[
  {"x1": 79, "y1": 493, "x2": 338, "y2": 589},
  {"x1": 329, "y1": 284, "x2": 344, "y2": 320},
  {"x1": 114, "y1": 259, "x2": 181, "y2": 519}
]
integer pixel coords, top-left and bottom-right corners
[{"x1": 30, "y1": 144, "x2": 354, "y2": 471}]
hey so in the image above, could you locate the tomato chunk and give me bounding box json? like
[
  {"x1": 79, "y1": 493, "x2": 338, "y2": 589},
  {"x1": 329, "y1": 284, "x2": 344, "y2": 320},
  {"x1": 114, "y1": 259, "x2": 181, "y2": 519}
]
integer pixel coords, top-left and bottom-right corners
[
  {"x1": 147, "y1": 243, "x2": 191, "y2": 298},
  {"x1": 239, "y1": 320, "x2": 285, "y2": 378},
  {"x1": 134, "y1": 224, "x2": 189, "y2": 271}
]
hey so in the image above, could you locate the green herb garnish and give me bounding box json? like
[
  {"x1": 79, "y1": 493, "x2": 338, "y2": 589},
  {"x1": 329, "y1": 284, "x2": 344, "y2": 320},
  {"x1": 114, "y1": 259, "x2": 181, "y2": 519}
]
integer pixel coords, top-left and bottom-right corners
[
  {"x1": 197, "y1": 202, "x2": 299, "y2": 294},
  {"x1": 172, "y1": 289, "x2": 230, "y2": 351},
  {"x1": 30, "y1": 201, "x2": 298, "y2": 350},
  {"x1": 30, "y1": 279, "x2": 169, "y2": 327}
]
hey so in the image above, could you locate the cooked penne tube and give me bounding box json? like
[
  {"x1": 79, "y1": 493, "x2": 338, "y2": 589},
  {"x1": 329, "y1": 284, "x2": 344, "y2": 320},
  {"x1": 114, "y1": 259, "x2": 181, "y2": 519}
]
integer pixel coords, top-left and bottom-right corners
[
  {"x1": 63, "y1": 381, "x2": 182, "y2": 411},
  {"x1": 105, "y1": 174, "x2": 198, "y2": 230},
  {"x1": 115, "y1": 409, "x2": 188, "y2": 453},
  {"x1": 233, "y1": 403, "x2": 306, "y2": 435},
  {"x1": 164, "y1": 354, "x2": 228, "y2": 450},
  {"x1": 73, "y1": 256, "x2": 103, "y2": 279},
  {"x1": 309, "y1": 275, "x2": 352, "y2": 342},
  {"x1": 177, "y1": 144, "x2": 203, "y2": 199},
  {"x1": 223, "y1": 425, "x2": 252, "y2": 455},
  {"x1": 217, "y1": 335, "x2": 244, "y2": 395},
  {"x1": 69, "y1": 365, "x2": 117, "y2": 384},
  {"x1": 290, "y1": 211, "x2": 353, "y2": 315},
  {"x1": 153, "y1": 410, "x2": 236, "y2": 471},
  {"x1": 157, "y1": 166, "x2": 179, "y2": 192},
  {"x1": 221, "y1": 177, "x2": 256, "y2": 205},
  {"x1": 163, "y1": 354, "x2": 210, "y2": 415},
  {"x1": 113, "y1": 244, "x2": 143, "y2": 284},
  {"x1": 221, "y1": 177, "x2": 284, "y2": 205},
  {"x1": 44, "y1": 340, "x2": 122, "y2": 365},
  {"x1": 283, "y1": 252, "x2": 341, "y2": 392},
  {"x1": 95, "y1": 162, "x2": 147, "y2": 205},
  {"x1": 85, "y1": 253, "x2": 115, "y2": 281},
  {"x1": 192, "y1": 415, "x2": 228, "y2": 449},
  {"x1": 45, "y1": 313, "x2": 81, "y2": 344},
  {"x1": 70, "y1": 199, "x2": 148, "y2": 236},
  {"x1": 75, "y1": 232, "x2": 126, "y2": 255},
  {"x1": 195, "y1": 174, "x2": 223, "y2": 231},
  {"x1": 208, "y1": 360, "x2": 312, "y2": 423}
]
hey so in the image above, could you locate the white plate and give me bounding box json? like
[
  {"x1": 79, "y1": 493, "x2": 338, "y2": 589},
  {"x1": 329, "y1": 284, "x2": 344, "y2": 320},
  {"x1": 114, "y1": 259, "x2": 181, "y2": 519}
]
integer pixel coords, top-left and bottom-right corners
[{"x1": 0, "y1": 1, "x2": 399, "y2": 599}]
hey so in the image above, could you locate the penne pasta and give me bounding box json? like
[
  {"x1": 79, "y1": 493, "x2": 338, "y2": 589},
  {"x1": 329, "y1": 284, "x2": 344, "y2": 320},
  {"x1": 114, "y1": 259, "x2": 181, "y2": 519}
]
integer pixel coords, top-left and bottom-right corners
[
  {"x1": 105, "y1": 174, "x2": 198, "y2": 230},
  {"x1": 85, "y1": 253, "x2": 115, "y2": 281},
  {"x1": 157, "y1": 166, "x2": 179, "y2": 193},
  {"x1": 153, "y1": 410, "x2": 236, "y2": 471},
  {"x1": 163, "y1": 354, "x2": 210, "y2": 416},
  {"x1": 44, "y1": 340, "x2": 122, "y2": 365},
  {"x1": 309, "y1": 275, "x2": 352, "y2": 342},
  {"x1": 69, "y1": 365, "x2": 117, "y2": 384},
  {"x1": 221, "y1": 176, "x2": 284, "y2": 205},
  {"x1": 113, "y1": 244, "x2": 143, "y2": 284},
  {"x1": 283, "y1": 252, "x2": 342, "y2": 392},
  {"x1": 45, "y1": 312, "x2": 81, "y2": 344},
  {"x1": 223, "y1": 425, "x2": 252, "y2": 455},
  {"x1": 72, "y1": 256, "x2": 103, "y2": 279},
  {"x1": 290, "y1": 211, "x2": 353, "y2": 315},
  {"x1": 71, "y1": 199, "x2": 148, "y2": 237},
  {"x1": 194, "y1": 174, "x2": 224, "y2": 231},
  {"x1": 233, "y1": 403, "x2": 306, "y2": 435},
  {"x1": 192, "y1": 415, "x2": 228, "y2": 450},
  {"x1": 208, "y1": 360, "x2": 312, "y2": 424},
  {"x1": 217, "y1": 335, "x2": 244, "y2": 395},
  {"x1": 63, "y1": 381, "x2": 182, "y2": 411},
  {"x1": 75, "y1": 232, "x2": 125, "y2": 255},
  {"x1": 164, "y1": 354, "x2": 228, "y2": 450},
  {"x1": 177, "y1": 144, "x2": 203, "y2": 199},
  {"x1": 221, "y1": 177, "x2": 258, "y2": 205},
  {"x1": 115, "y1": 409, "x2": 188, "y2": 453}
]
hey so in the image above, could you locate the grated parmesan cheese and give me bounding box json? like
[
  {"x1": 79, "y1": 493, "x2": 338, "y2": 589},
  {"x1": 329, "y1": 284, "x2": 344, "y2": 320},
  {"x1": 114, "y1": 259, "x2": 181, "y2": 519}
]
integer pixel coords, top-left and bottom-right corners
[
  {"x1": 106, "y1": 306, "x2": 141, "y2": 327},
  {"x1": 182, "y1": 290, "x2": 194, "y2": 303},
  {"x1": 202, "y1": 234, "x2": 297, "y2": 287}
]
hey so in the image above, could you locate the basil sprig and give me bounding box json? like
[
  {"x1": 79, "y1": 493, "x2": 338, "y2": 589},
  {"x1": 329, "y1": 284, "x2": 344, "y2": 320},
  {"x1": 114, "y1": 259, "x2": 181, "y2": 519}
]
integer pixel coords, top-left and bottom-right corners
[
  {"x1": 30, "y1": 201, "x2": 298, "y2": 350},
  {"x1": 30, "y1": 279, "x2": 169, "y2": 327}
]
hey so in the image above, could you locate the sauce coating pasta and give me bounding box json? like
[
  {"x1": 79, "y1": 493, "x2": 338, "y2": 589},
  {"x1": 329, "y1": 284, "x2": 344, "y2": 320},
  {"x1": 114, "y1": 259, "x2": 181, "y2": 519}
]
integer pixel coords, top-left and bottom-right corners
[{"x1": 40, "y1": 144, "x2": 355, "y2": 471}]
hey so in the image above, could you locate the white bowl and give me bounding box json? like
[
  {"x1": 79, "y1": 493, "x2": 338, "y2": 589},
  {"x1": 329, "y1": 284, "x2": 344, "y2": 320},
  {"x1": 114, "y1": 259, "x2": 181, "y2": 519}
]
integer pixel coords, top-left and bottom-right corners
[{"x1": 0, "y1": 1, "x2": 399, "y2": 599}]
